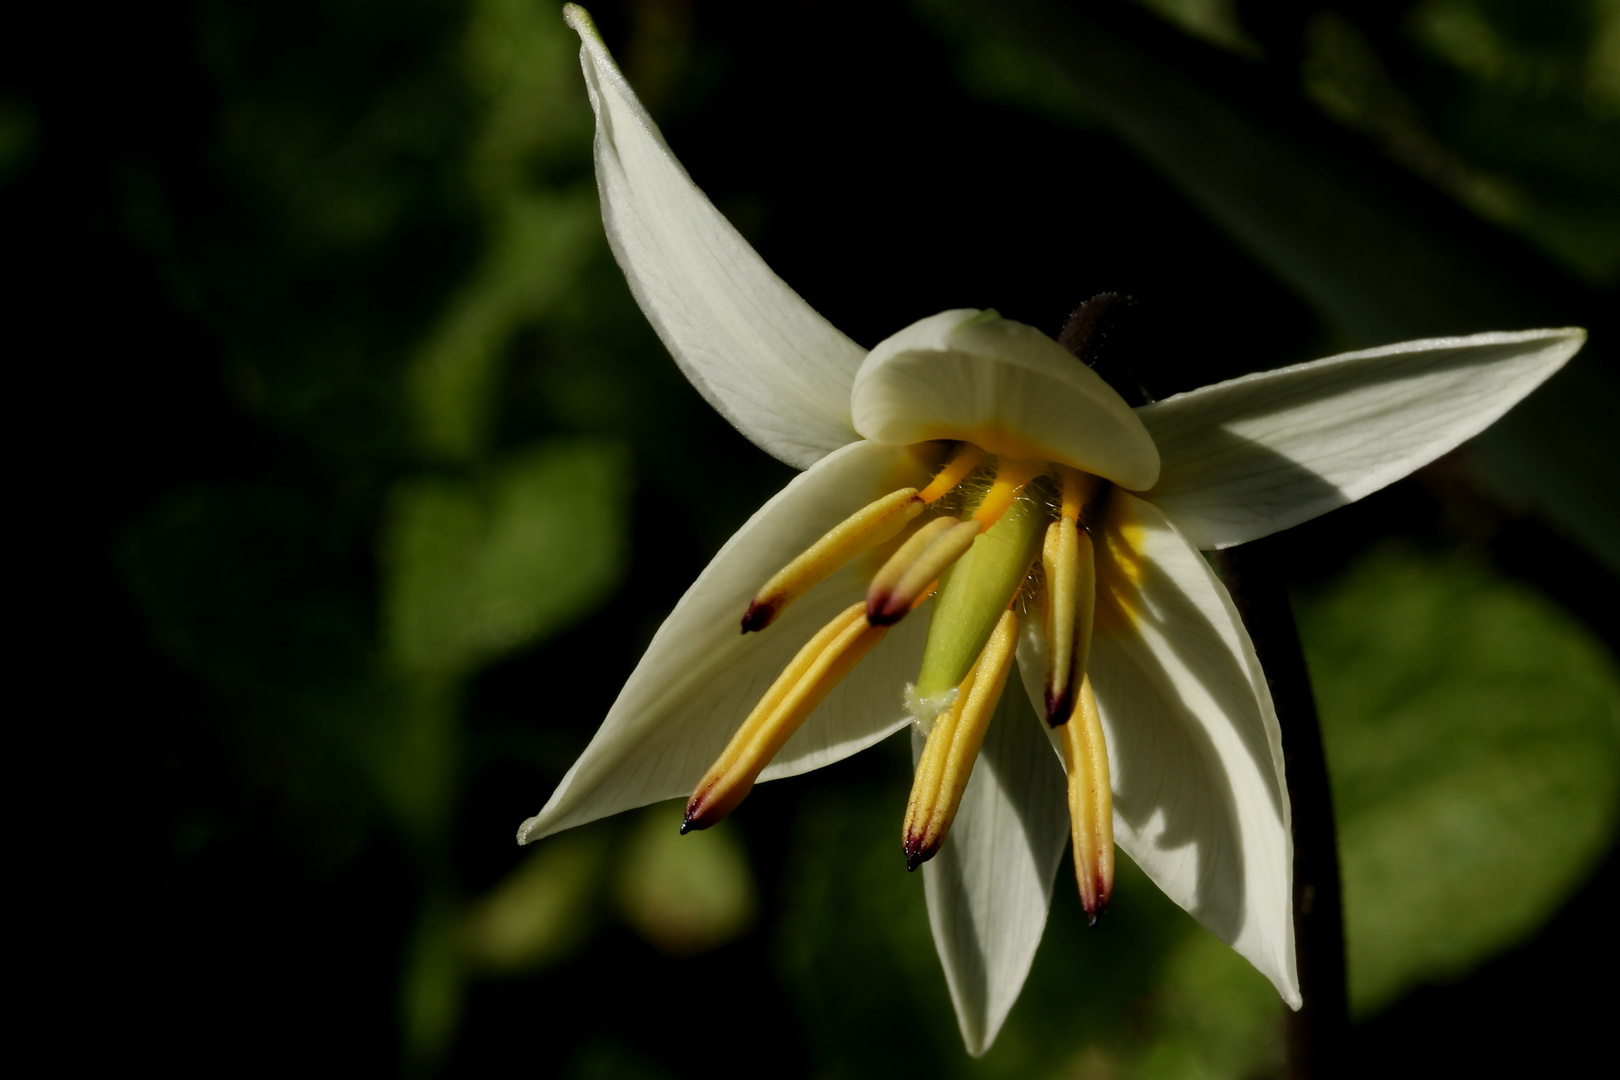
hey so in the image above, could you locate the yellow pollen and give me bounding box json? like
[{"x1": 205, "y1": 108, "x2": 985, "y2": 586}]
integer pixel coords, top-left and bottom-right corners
[
  {"x1": 902, "y1": 608, "x2": 1019, "y2": 870},
  {"x1": 1062, "y1": 675, "x2": 1115, "y2": 923},
  {"x1": 685, "y1": 603, "x2": 888, "y2": 832},
  {"x1": 742, "y1": 487, "x2": 924, "y2": 632}
]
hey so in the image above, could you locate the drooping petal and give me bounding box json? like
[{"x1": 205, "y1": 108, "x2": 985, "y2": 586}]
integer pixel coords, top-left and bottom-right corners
[
  {"x1": 566, "y1": 5, "x2": 865, "y2": 468},
  {"x1": 518, "y1": 441, "x2": 933, "y2": 843},
  {"x1": 1138, "y1": 329, "x2": 1585, "y2": 549},
  {"x1": 1053, "y1": 490, "x2": 1299, "y2": 1005},
  {"x1": 918, "y1": 682, "x2": 1070, "y2": 1056},
  {"x1": 851, "y1": 309, "x2": 1161, "y2": 489}
]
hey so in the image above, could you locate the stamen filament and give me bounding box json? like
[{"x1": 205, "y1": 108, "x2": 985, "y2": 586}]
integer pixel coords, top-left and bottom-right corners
[
  {"x1": 867, "y1": 519, "x2": 980, "y2": 626},
  {"x1": 971, "y1": 458, "x2": 1047, "y2": 528},
  {"x1": 1062, "y1": 675, "x2": 1114, "y2": 922},
  {"x1": 917, "y1": 444, "x2": 987, "y2": 504},
  {"x1": 903, "y1": 609, "x2": 1019, "y2": 870},
  {"x1": 743, "y1": 487, "x2": 924, "y2": 632},
  {"x1": 686, "y1": 603, "x2": 888, "y2": 832}
]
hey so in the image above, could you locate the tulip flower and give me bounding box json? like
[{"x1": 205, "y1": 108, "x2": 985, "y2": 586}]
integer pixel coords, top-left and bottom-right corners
[{"x1": 519, "y1": 5, "x2": 1585, "y2": 1054}]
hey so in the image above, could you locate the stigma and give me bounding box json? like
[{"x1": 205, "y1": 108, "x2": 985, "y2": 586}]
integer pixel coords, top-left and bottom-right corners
[{"x1": 694, "y1": 441, "x2": 1116, "y2": 918}]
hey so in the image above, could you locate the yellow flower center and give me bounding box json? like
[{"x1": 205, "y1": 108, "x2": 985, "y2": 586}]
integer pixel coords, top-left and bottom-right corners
[{"x1": 687, "y1": 442, "x2": 1119, "y2": 919}]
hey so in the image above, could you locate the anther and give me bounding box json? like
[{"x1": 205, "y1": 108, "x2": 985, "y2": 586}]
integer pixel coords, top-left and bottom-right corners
[
  {"x1": 686, "y1": 603, "x2": 888, "y2": 831},
  {"x1": 902, "y1": 609, "x2": 1019, "y2": 870},
  {"x1": 1062, "y1": 675, "x2": 1114, "y2": 923},
  {"x1": 1043, "y1": 468, "x2": 1098, "y2": 725},
  {"x1": 742, "y1": 488, "x2": 924, "y2": 633},
  {"x1": 866, "y1": 519, "x2": 980, "y2": 626}
]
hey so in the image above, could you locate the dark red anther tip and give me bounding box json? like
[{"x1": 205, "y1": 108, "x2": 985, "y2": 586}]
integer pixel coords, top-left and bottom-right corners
[
  {"x1": 865, "y1": 596, "x2": 906, "y2": 627},
  {"x1": 740, "y1": 600, "x2": 777, "y2": 634},
  {"x1": 903, "y1": 836, "x2": 937, "y2": 872},
  {"x1": 1045, "y1": 687, "x2": 1073, "y2": 727}
]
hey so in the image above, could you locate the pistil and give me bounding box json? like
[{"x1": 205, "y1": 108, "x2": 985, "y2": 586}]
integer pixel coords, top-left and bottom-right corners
[
  {"x1": 909, "y1": 484, "x2": 1046, "y2": 717},
  {"x1": 685, "y1": 602, "x2": 888, "y2": 831},
  {"x1": 903, "y1": 609, "x2": 1019, "y2": 869}
]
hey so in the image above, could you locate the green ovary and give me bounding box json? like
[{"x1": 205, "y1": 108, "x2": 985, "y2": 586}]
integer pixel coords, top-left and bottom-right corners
[{"x1": 913, "y1": 492, "x2": 1045, "y2": 703}]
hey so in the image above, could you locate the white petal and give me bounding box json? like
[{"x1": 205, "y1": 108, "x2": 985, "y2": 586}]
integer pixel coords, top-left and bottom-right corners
[
  {"x1": 850, "y1": 310, "x2": 1160, "y2": 489},
  {"x1": 518, "y1": 441, "x2": 933, "y2": 843},
  {"x1": 919, "y1": 683, "x2": 1069, "y2": 1056},
  {"x1": 1139, "y1": 329, "x2": 1585, "y2": 548},
  {"x1": 566, "y1": 6, "x2": 866, "y2": 469},
  {"x1": 1085, "y1": 491, "x2": 1299, "y2": 1005}
]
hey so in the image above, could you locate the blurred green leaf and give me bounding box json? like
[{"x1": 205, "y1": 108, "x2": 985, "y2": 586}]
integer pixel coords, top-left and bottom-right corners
[
  {"x1": 0, "y1": 95, "x2": 36, "y2": 186},
  {"x1": 408, "y1": 0, "x2": 599, "y2": 460},
  {"x1": 1130, "y1": 0, "x2": 1257, "y2": 57},
  {"x1": 567, "y1": 1039, "x2": 678, "y2": 1080},
  {"x1": 778, "y1": 754, "x2": 1283, "y2": 1080},
  {"x1": 382, "y1": 439, "x2": 630, "y2": 675},
  {"x1": 1129, "y1": 930, "x2": 1282, "y2": 1080},
  {"x1": 1299, "y1": 545, "x2": 1620, "y2": 1014},
  {"x1": 352, "y1": 674, "x2": 462, "y2": 849},
  {"x1": 615, "y1": 801, "x2": 757, "y2": 957},
  {"x1": 465, "y1": 828, "x2": 608, "y2": 974},
  {"x1": 401, "y1": 892, "x2": 467, "y2": 1073},
  {"x1": 408, "y1": 191, "x2": 600, "y2": 460}
]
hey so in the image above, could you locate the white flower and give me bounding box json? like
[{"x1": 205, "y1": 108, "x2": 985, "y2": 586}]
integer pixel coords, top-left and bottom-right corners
[{"x1": 519, "y1": 5, "x2": 1586, "y2": 1055}]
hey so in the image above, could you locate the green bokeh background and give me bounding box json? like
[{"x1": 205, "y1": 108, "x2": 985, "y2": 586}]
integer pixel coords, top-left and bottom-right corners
[{"x1": 13, "y1": 0, "x2": 1618, "y2": 1075}]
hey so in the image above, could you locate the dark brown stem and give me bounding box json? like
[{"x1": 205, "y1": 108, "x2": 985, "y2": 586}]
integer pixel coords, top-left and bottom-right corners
[{"x1": 1215, "y1": 539, "x2": 1348, "y2": 1080}]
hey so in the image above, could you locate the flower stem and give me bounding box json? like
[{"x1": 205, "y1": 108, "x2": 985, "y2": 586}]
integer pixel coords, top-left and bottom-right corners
[{"x1": 1215, "y1": 540, "x2": 1349, "y2": 1080}]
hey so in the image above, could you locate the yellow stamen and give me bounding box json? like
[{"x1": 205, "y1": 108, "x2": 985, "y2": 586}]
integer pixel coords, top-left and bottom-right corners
[
  {"x1": 1057, "y1": 464, "x2": 1095, "y2": 523},
  {"x1": 1062, "y1": 675, "x2": 1114, "y2": 922},
  {"x1": 866, "y1": 519, "x2": 980, "y2": 626},
  {"x1": 917, "y1": 444, "x2": 987, "y2": 504},
  {"x1": 743, "y1": 488, "x2": 924, "y2": 632},
  {"x1": 685, "y1": 603, "x2": 887, "y2": 832},
  {"x1": 902, "y1": 609, "x2": 1019, "y2": 870},
  {"x1": 971, "y1": 458, "x2": 1047, "y2": 528},
  {"x1": 1042, "y1": 524, "x2": 1095, "y2": 725}
]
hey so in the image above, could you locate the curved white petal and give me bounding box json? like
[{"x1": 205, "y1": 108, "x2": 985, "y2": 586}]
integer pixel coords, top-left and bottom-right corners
[
  {"x1": 566, "y1": 6, "x2": 865, "y2": 468},
  {"x1": 1077, "y1": 491, "x2": 1298, "y2": 1005},
  {"x1": 918, "y1": 684, "x2": 1069, "y2": 1056},
  {"x1": 851, "y1": 310, "x2": 1160, "y2": 489},
  {"x1": 1139, "y1": 329, "x2": 1585, "y2": 548},
  {"x1": 518, "y1": 441, "x2": 933, "y2": 843}
]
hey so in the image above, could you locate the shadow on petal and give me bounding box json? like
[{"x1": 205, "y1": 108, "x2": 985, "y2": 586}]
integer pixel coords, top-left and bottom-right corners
[{"x1": 1090, "y1": 629, "x2": 1248, "y2": 944}]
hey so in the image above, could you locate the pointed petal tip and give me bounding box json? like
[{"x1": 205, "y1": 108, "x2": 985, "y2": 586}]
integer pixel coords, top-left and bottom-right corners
[{"x1": 561, "y1": 3, "x2": 597, "y2": 41}]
